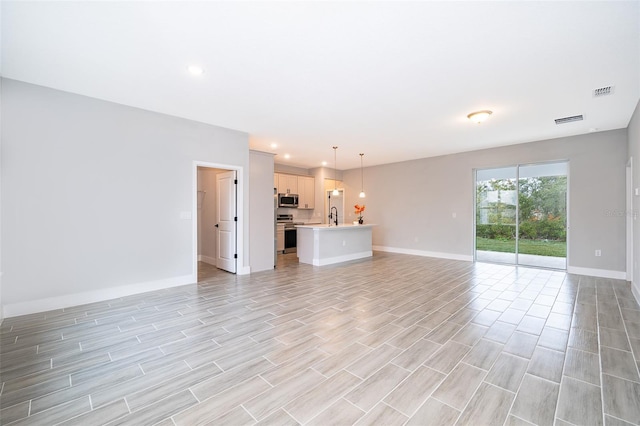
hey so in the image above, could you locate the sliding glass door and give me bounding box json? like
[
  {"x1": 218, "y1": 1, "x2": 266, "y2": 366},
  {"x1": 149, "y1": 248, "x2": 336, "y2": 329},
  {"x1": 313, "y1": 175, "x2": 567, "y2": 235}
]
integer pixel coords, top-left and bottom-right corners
[{"x1": 475, "y1": 162, "x2": 567, "y2": 269}]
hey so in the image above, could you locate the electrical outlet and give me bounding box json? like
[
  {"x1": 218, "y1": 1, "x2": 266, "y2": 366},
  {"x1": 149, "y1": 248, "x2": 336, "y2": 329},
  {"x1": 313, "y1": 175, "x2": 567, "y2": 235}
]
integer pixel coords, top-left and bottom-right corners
[
  {"x1": 342, "y1": 240, "x2": 347, "y2": 247},
  {"x1": 595, "y1": 249, "x2": 601, "y2": 257},
  {"x1": 452, "y1": 212, "x2": 457, "y2": 218}
]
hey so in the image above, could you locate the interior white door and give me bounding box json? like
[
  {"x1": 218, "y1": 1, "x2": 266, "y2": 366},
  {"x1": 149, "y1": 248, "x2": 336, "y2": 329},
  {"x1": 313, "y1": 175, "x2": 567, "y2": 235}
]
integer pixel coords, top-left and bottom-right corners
[
  {"x1": 216, "y1": 170, "x2": 237, "y2": 273},
  {"x1": 326, "y1": 189, "x2": 344, "y2": 225}
]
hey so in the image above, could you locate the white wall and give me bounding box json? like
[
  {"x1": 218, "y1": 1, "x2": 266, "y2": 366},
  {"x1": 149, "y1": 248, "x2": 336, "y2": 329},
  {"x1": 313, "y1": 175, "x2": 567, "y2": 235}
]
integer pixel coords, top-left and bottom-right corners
[
  {"x1": 274, "y1": 164, "x2": 310, "y2": 176},
  {"x1": 1, "y1": 79, "x2": 250, "y2": 316},
  {"x1": 628, "y1": 100, "x2": 640, "y2": 302},
  {"x1": 249, "y1": 150, "x2": 276, "y2": 272},
  {"x1": 342, "y1": 129, "x2": 629, "y2": 277},
  {"x1": 0, "y1": 76, "x2": 3, "y2": 323}
]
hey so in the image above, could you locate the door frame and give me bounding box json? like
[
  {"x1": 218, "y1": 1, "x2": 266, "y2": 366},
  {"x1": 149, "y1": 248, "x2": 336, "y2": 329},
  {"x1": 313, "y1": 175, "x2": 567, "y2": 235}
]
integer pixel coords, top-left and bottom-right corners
[
  {"x1": 325, "y1": 189, "x2": 345, "y2": 225},
  {"x1": 473, "y1": 159, "x2": 570, "y2": 270},
  {"x1": 627, "y1": 157, "x2": 634, "y2": 282},
  {"x1": 192, "y1": 161, "x2": 246, "y2": 279}
]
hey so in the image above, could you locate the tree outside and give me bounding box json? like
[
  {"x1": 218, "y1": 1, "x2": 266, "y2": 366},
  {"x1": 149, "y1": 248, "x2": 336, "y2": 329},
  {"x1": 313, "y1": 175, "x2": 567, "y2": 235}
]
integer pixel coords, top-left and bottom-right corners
[{"x1": 476, "y1": 175, "x2": 566, "y2": 257}]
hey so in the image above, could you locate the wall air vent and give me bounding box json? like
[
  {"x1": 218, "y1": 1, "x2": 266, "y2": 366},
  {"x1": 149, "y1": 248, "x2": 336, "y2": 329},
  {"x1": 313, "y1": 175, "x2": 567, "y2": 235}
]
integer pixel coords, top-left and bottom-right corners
[
  {"x1": 593, "y1": 86, "x2": 614, "y2": 97},
  {"x1": 554, "y1": 115, "x2": 584, "y2": 125}
]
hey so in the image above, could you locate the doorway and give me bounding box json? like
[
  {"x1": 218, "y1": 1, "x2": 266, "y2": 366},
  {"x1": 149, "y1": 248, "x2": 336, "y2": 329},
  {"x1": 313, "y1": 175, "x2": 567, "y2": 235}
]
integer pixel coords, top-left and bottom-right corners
[
  {"x1": 475, "y1": 161, "x2": 568, "y2": 269},
  {"x1": 326, "y1": 189, "x2": 344, "y2": 225},
  {"x1": 194, "y1": 162, "x2": 243, "y2": 281}
]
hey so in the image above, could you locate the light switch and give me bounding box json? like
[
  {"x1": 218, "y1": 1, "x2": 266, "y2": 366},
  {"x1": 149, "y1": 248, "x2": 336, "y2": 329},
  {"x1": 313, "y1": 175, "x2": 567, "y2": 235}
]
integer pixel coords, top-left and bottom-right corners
[{"x1": 636, "y1": 188, "x2": 639, "y2": 196}]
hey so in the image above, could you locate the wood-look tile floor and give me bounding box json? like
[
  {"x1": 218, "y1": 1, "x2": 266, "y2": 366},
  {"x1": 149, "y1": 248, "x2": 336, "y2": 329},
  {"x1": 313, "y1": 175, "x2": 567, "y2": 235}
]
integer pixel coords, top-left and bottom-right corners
[{"x1": 2, "y1": 252, "x2": 640, "y2": 425}]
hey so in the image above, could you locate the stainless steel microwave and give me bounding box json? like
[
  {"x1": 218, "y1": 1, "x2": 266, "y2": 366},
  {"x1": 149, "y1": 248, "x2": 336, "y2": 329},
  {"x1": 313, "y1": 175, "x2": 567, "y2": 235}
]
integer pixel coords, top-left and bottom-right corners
[{"x1": 278, "y1": 193, "x2": 298, "y2": 208}]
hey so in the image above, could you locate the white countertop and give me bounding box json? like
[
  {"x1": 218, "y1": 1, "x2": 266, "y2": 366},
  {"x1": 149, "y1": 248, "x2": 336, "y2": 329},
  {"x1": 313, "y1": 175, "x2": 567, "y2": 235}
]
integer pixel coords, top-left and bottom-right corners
[{"x1": 295, "y1": 223, "x2": 375, "y2": 230}]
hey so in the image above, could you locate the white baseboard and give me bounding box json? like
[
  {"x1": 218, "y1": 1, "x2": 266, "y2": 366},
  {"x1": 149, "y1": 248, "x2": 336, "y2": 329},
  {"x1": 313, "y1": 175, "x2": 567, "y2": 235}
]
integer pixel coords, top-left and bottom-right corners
[
  {"x1": 0, "y1": 271, "x2": 3, "y2": 326},
  {"x1": 373, "y1": 246, "x2": 474, "y2": 262},
  {"x1": 198, "y1": 255, "x2": 216, "y2": 266},
  {"x1": 632, "y1": 280, "x2": 640, "y2": 305},
  {"x1": 3, "y1": 274, "x2": 196, "y2": 318},
  {"x1": 198, "y1": 255, "x2": 249, "y2": 275},
  {"x1": 566, "y1": 266, "x2": 627, "y2": 280},
  {"x1": 310, "y1": 251, "x2": 373, "y2": 266}
]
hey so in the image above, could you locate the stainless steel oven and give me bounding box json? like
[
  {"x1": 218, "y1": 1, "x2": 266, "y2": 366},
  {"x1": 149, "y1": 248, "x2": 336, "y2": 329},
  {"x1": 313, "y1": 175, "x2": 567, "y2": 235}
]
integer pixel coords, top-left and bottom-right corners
[
  {"x1": 284, "y1": 223, "x2": 297, "y2": 253},
  {"x1": 277, "y1": 214, "x2": 302, "y2": 253}
]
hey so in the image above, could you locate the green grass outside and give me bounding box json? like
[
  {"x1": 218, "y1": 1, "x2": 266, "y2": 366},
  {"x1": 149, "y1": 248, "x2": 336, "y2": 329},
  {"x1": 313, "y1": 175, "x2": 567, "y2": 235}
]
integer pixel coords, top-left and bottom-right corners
[{"x1": 476, "y1": 237, "x2": 566, "y2": 257}]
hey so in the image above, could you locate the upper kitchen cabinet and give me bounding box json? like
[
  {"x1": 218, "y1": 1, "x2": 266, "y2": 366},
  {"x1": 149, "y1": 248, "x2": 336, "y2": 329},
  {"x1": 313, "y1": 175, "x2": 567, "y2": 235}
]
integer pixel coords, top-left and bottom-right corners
[
  {"x1": 277, "y1": 174, "x2": 298, "y2": 194},
  {"x1": 298, "y1": 176, "x2": 315, "y2": 209}
]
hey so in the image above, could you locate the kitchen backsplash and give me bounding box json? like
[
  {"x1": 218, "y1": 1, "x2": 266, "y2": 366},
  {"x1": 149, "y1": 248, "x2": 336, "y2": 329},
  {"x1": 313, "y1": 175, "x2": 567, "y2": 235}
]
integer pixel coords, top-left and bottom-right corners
[{"x1": 277, "y1": 207, "x2": 315, "y2": 222}]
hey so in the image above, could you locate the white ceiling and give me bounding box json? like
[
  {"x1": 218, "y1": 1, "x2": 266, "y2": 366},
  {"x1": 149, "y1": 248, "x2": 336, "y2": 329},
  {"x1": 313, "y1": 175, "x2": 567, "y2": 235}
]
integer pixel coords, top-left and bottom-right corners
[{"x1": 2, "y1": 1, "x2": 639, "y2": 170}]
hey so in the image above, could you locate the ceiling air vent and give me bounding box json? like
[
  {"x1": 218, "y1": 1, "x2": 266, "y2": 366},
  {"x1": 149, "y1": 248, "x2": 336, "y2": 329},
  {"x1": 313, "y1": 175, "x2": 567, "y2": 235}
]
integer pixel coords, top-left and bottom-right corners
[
  {"x1": 555, "y1": 115, "x2": 583, "y2": 125},
  {"x1": 593, "y1": 86, "x2": 614, "y2": 97}
]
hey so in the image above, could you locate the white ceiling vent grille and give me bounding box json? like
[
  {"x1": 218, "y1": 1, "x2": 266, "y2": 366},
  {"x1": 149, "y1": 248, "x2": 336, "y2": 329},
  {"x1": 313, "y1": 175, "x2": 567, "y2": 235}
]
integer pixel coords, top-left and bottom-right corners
[
  {"x1": 554, "y1": 115, "x2": 583, "y2": 125},
  {"x1": 593, "y1": 86, "x2": 614, "y2": 97}
]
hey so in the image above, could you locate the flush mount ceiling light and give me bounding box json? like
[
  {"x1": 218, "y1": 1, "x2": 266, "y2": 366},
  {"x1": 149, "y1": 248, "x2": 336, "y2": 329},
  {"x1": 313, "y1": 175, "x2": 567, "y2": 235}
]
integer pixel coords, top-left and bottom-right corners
[
  {"x1": 270, "y1": 142, "x2": 278, "y2": 149},
  {"x1": 283, "y1": 153, "x2": 290, "y2": 159},
  {"x1": 359, "y1": 153, "x2": 366, "y2": 198},
  {"x1": 186, "y1": 65, "x2": 205, "y2": 76},
  {"x1": 467, "y1": 110, "x2": 493, "y2": 124},
  {"x1": 332, "y1": 146, "x2": 340, "y2": 196}
]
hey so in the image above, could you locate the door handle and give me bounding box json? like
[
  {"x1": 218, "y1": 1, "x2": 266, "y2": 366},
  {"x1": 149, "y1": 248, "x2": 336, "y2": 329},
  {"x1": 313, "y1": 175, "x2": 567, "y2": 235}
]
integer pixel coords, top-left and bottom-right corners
[{"x1": 215, "y1": 224, "x2": 219, "y2": 228}]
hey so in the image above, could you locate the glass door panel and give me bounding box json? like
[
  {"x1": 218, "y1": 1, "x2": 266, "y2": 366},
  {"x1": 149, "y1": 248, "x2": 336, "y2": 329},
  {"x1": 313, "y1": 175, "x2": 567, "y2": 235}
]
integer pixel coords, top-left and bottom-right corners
[
  {"x1": 476, "y1": 167, "x2": 518, "y2": 265},
  {"x1": 517, "y1": 162, "x2": 567, "y2": 269}
]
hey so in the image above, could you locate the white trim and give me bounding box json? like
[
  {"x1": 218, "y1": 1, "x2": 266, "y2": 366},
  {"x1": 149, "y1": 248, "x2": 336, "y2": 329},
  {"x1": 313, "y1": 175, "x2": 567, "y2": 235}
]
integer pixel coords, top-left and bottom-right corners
[
  {"x1": 3, "y1": 274, "x2": 195, "y2": 318},
  {"x1": 373, "y1": 246, "x2": 474, "y2": 262},
  {"x1": 311, "y1": 251, "x2": 373, "y2": 266},
  {"x1": 193, "y1": 161, "x2": 245, "y2": 280},
  {"x1": 567, "y1": 266, "x2": 627, "y2": 280},
  {"x1": 632, "y1": 281, "x2": 640, "y2": 306},
  {"x1": 0, "y1": 272, "x2": 4, "y2": 325},
  {"x1": 199, "y1": 255, "x2": 216, "y2": 266},
  {"x1": 627, "y1": 158, "x2": 634, "y2": 282}
]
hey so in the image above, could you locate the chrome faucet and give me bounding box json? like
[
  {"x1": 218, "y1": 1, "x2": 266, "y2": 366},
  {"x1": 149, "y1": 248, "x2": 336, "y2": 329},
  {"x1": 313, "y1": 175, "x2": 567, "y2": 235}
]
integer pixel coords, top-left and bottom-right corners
[{"x1": 330, "y1": 206, "x2": 338, "y2": 226}]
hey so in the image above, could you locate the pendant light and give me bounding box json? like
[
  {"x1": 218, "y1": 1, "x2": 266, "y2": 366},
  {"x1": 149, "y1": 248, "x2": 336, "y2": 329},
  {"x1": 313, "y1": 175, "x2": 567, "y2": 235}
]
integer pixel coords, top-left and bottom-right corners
[
  {"x1": 332, "y1": 146, "x2": 340, "y2": 196},
  {"x1": 359, "y1": 153, "x2": 366, "y2": 198}
]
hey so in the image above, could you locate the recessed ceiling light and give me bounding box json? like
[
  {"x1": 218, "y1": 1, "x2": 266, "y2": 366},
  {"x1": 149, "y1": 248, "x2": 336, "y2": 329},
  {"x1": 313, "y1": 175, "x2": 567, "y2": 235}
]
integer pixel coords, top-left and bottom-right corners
[
  {"x1": 284, "y1": 153, "x2": 290, "y2": 159},
  {"x1": 321, "y1": 161, "x2": 327, "y2": 166},
  {"x1": 467, "y1": 110, "x2": 492, "y2": 124},
  {"x1": 270, "y1": 143, "x2": 278, "y2": 149},
  {"x1": 187, "y1": 65, "x2": 205, "y2": 76}
]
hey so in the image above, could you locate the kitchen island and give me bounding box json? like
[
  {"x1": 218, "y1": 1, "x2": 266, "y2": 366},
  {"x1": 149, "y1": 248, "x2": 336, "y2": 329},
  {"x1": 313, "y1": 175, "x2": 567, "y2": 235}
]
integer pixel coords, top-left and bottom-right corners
[{"x1": 295, "y1": 223, "x2": 375, "y2": 266}]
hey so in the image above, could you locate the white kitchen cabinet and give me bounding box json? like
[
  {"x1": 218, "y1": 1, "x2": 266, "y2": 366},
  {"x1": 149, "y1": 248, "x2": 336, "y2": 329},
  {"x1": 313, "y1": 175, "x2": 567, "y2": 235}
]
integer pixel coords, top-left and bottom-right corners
[
  {"x1": 277, "y1": 174, "x2": 298, "y2": 194},
  {"x1": 276, "y1": 223, "x2": 285, "y2": 252},
  {"x1": 298, "y1": 176, "x2": 315, "y2": 209},
  {"x1": 274, "y1": 173, "x2": 279, "y2": 191}
]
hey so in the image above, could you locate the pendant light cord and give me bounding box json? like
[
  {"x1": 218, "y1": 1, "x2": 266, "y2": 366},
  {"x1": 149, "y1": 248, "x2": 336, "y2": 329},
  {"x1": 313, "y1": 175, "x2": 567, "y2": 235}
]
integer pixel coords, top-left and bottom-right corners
[
  {"x1": 360, "y1": 153, "x2": 364, "y2": 191},
  {"x1": 359, "y1": 153, "x2": 366, "y2": 198},
  {"x1": 333, "y1": 146, "x2": 338, "y2": 190}
]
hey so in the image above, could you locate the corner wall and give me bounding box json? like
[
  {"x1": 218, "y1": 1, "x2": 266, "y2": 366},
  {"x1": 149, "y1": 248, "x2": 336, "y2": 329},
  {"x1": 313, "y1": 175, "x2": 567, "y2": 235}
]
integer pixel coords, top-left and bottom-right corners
[
  {"x1": 0, "y1": 76, "x2": 3, "y2": 323},
  {"x1": 342, "y1": 129, "x2": 629, "y2": 277},
  {"x1": 629, "y1": 100, "x2": 640, "y2": 302},
  {"x1": 1, "y1": 79, "x2": 250, "y2": 317},
  {"x1": 250, "y1": 150, "x2": 276, "y2": 272}
]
